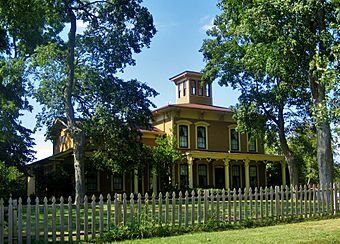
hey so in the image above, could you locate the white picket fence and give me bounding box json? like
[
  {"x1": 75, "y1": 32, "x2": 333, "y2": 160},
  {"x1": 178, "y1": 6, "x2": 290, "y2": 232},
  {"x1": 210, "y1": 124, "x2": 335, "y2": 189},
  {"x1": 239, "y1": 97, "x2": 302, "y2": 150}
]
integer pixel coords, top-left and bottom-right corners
[{"x1": 0, "y1": 183, "x2": 339, "y2": 243}]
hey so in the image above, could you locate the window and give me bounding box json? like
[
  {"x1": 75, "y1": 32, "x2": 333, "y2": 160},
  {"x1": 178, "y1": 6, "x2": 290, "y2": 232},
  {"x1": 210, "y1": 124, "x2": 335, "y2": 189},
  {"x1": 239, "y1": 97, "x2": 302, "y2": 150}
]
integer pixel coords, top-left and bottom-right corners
[
  {"x1": 230, "y1": 128, "x2": 239, "y2": 151},
  {"x1": 192, "y1": 80, "x2": 196, "y2": 95},
  {"x1": 112, "y1": 174, "x2": 123, "y2": 191},
  {"x1": 248, "y1": 133, "x2": 257, "y2": 152},
  {"x1": 197, "y1": 126, "x2": 206, "y2": 149},
  {"x1": 179, "y1": 125, "x2": 189, "y2": 148},
  {"x1": 183, "y1": 81, "x2": 187, "y2": 96},
  {"x1": 86, "y1": 171, "x2": 98, "y2": 192},
  {"x1": 198, "y1": 83, "x2": 203, "y2": 96},
  {"x1": 205, "y1": 83, "x2": 211, "y2": 97},
  {"x1": 178, "y1": 84, "x2": 181, "y2": 98},
  {"x1": 232, "y1": 165, "x2": 240, "y2": 189},
  {"x1": 180, "y1": 164, "x2": 188, "y2": 188},
  {"x1": 198, "y1": 164, "x2": 207, "y2": 187},
  {"x1": 249, "y1": 166, "x2": 257, "y2": 188}
]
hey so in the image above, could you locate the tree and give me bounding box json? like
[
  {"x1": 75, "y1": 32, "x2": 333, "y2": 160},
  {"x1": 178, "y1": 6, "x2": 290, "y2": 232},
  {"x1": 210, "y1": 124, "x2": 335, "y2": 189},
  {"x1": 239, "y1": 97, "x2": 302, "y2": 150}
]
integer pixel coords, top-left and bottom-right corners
[
  {"x1": 0, "y1": 0, "x2": 49, "y2": 169},
  {"x1": 0, "y1": 161, "x2": 26, "y2": 199},
  {"x1": 201, "y1": 0, "x2": 339, "y2": 186},
  {"x1": 31, "y1": 0, "x2": 157, "y2": 201},
  {"x1": 151, "y1": 136, "x2": 182, "y2": 192}
]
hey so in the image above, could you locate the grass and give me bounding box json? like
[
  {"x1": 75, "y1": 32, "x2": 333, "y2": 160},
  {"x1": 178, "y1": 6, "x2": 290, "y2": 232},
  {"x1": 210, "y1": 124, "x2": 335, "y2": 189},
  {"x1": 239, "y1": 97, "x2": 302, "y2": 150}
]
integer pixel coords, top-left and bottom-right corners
[{"x1": 121, "y1": 218, "x2": 340, "y2": 244}]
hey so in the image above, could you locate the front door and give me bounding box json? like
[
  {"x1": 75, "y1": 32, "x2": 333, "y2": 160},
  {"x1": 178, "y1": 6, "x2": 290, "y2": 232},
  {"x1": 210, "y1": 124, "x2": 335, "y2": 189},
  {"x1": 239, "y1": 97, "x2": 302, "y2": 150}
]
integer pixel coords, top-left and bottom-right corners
[{"x1": 215, "y1": 167, "x2": 225, "y2": 189}]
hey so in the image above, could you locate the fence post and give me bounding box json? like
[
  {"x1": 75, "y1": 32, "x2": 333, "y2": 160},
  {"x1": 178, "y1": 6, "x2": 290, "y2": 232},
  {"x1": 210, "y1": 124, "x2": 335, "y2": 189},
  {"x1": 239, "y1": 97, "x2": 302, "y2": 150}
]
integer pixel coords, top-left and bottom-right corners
[
  {"x1": 152, "y1": 192, "x2": 156, "y2": 221},
  {"x1": 13, "y1": 199, "x2": 17, "y2": 244},
  {"x1": 91, "y1": 195, "x2": 96, "y2": 240},
  {"x1": 35, "y1": 197, "x2": 39, "y2": 242},
  {"x1": 68, "y1": 196, "x2": 72, "y2": 242},
  {"x1": 75, "y1": 196, "x2": 80, "y2": 241},
  {"x1": 145, "y1": 193, "x2": 149, "y2": 222},
  {"x1": 83, "y1": 196, "x2": 88, "y2": 242}
]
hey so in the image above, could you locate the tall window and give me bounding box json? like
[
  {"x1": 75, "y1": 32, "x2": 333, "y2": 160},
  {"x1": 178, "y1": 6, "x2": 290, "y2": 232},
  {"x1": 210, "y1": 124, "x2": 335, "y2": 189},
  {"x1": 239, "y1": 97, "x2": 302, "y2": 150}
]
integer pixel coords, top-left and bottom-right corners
[
  {"x1": 198, "y1": 164, "x2": 207, "y2": 187},
  {"x1": 249, "y1": 166, "x2": 257, "y2": 188},
  {"x1": 183, "y1": 80, "x2": 187, "y2": 96},
  {"x1": 179, "y1": 125, "x2": 189, "y2": 148},
  {"x1": 178, "y1": 84, "x2": 181, "y2": 98},
  {"x1": 248, "y1": 134, "x2": 257, "y2": 152},
  {"x1": 197, "y1": 126, "x2": 206, "y2": 149},
  {"x1": 198, "y1": 84, "x2": 203, "y2": 96},
  {"x1": 86, "y1": 171, "x2": 97, "y2": 192},
  {"x1": 232, "y1": 165, "x2": 240, "y2": 189},
  {"x1": 180, "y1": 164, "x2": 188, "y2": 188},
  {"x1": 230, "y1": 128, "x2": 239, "y2": 151},
  {"x1": 192, "y1": 80, "x2": 196, "y2": 95},
  {"x1": 112, "y1": 174, "x2": 123, "y2": 191},
  {"x1": 205, "y1": 83, "x2": 211, "y2": 97}
]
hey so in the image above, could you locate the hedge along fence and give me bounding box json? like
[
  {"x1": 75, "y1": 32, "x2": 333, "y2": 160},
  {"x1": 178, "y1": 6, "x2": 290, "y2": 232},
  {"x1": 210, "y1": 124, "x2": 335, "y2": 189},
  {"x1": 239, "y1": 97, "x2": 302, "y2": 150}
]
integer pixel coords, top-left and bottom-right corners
[{"x1": 1, "y1": 183, "x2": 340, "y2": 243}]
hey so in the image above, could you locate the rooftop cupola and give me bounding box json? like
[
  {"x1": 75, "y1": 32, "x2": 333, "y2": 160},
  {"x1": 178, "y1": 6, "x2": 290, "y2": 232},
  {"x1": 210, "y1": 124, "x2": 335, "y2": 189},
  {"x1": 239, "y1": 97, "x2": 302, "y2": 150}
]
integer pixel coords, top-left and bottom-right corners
[{"x1": 169, "y1": 71, "x2": 212, "y2": 105}]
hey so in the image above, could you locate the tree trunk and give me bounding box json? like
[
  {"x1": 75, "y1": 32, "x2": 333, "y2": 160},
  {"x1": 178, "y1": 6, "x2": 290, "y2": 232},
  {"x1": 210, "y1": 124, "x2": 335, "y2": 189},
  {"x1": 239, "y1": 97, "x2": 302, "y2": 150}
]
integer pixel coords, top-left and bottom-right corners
[
  {"x1": 65, "y1": 6, "x2": 85, "y2": 201},
  {"x1": 278, "y1": 104, "x2": 299, "y2": 186},
  {"x1": 310, "y1": 2, "x2": 333, "y2": 188}
]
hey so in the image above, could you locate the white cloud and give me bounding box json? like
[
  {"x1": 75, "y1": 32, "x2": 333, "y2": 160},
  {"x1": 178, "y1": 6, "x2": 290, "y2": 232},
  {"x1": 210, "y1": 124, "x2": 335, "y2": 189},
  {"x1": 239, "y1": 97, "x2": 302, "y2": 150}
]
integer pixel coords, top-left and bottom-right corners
[{"x1": 201, "y1": 16, "x2": 214, "y2": 32}]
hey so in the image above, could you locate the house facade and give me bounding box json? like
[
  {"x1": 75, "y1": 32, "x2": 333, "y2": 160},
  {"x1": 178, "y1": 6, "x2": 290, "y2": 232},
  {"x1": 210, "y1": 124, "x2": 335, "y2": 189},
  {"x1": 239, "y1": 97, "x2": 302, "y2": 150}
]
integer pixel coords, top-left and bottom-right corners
[{"x1": 27, "y1": 71, "x2": 286, "y2": 197}]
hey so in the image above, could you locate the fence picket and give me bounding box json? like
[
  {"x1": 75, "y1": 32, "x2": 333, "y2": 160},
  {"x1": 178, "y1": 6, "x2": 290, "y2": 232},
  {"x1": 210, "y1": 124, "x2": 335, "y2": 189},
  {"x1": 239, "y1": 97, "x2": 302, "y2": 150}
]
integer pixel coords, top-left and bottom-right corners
[
  {"x1": 137, "y1": 193, "x2": 142, "y2": 225},
  {"x1": 197, "y1": 190, "x2": 201, "y2": 225},
  {"x1": 221, "y1": 189, "x2": 226, "y2": 222},
  {"x1": 204, "y1": 190, "x2": 208, "y2": 224},
  {"x1": 165, "y1": 192, "x2": 169, "y2": 225},
  {"x1": 44, "y1": 197, "x2": 48, "y2": 242},
  {"x1": 68, "y1": 196, "x2": 72, "y2": 242},
  {"x1": 99, "y1": 195, "x2": 104, "y2": 233},
  {"x1": 171, "y1": 192, "x2": 176, "y2": 226},
  {"x1": 260, "y1": 187, "x2": 263, "y2": 220},
  {"x1": 233, "y1": 189, "x2": 237, "y2": 223},
  {"x1": 249, "y1": 188, "x2": 253, "y2": 219},
  {"x1": 244, "y1": 188, "x2": 247, "y2": 220},
  {"x1": 60, "y1": 196, "x2": 65, "y2": 243},
  {"x1": 304, "y1": 185, "x2": 307, "y2": 218},
  {"x1": 76, "y1": 196, "x2": 81, "y2": 241},
  {"x1": 285, "y1": 185, "x2": 289, "y2": 217},
  {"x1": 216, "y1": 190, "x2": 220, "y2": 221},
  {"x1": 91, "y1": 195, "x2": 96, "y2": 240},
  {"x1": 26, "y1": 198, "x2": 31, "y2": 244},
  {"x1": 275, "y1": 186, "x2": 279, "y2": 219},
  {"x1": 8, "y1": 198, "x2": 12, "y2": 244},
  {"x1": 145, "y1": 193, "x2": 149, "y2": 222},
  {"x1": 191, "y1": 190, "x2": 195, "y2": 225},
  {"x1": 265, "y1": 187, "x2": 269, "y2": 219},
  {"x1": 158, "y1": 192, "x2": 163, "y2": 224},
  {"x1": 185, "y1": 191, "x2": 189, "y2": 227},
  {"x1": 228, "y1": 189, "x2": 231, "y2": 223},
  {"x1": 254, "y1": 187, "x2": 258, "y2": 220},
  {"x1": 84, "y1": 196, "x2": 88, "y2": 242},
  {"x1": 238, "y1": 188, "x2": 242, "y2": 221},
  {"x1": 114, "y1": 194, "x2": 119, "y2": 226},
  {"x1": 334, "y1": 183, "x2": 338, "y2": 215},
  {"x1": 152, "y1": 193, "x2": 156, "y2": 220},
  {"x1": 107, "y1": 194, "x2": 111, "y2": 229},
  {"x1": 123, "y1": 193, "x2": 127, "y2": 226},
  {"x1": 35, "y1": 197, "x2": 39, "y2": 242},
  {"x1": 130, "y1": 193, "x2": 134, "y2": 226},
  {"x1": 178, "y1": 192, "x2": 182, "y2": 227},
  {"x1": 313, "y1": 185, "x2": 316, "y2": 216},
  {"x1": 52, "y1": 197, "x2": 56, "y2": 242},
  {"x1": 18, "y1": 198, "x2": 22, "y2": 244}
]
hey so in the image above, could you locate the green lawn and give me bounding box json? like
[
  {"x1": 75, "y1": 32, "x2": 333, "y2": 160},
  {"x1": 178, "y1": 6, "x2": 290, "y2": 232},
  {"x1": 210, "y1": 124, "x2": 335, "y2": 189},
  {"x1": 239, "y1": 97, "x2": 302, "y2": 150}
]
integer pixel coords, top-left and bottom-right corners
[{"x1": 121, "y1": 218, "x2": 340, "y2": 244}]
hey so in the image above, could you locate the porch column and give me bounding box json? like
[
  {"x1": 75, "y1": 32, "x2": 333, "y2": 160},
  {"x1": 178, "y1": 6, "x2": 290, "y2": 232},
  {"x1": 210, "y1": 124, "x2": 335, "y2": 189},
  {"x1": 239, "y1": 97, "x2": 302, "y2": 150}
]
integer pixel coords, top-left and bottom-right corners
[
  {"x1": 134, "y1": 169, "x2": 139, "y2": 194},
  {"x1": 224, "y1": 158, "x2": 230, "y2": 190},
  {"x1": 244, "y1": 159, "x2": 250, "y2": 190},
  {"x1": 281, "y1": 160, "x2": 287, "y2": 186},
  {"x1": 152, "y1": 167, "x2": 157, "y2": 194},
  {"x1": 187, "y1": 156, "x2": 193, "y2": 189}
]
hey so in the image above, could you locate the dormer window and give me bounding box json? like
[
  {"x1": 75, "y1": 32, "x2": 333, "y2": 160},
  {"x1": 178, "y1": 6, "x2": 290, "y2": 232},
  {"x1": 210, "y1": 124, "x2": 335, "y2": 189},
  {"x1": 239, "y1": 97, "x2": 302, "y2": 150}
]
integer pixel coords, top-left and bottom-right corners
[
  {"x1": 192, "y1": 80, "x2": 196, "y2": 95},
  {"x1": 205, "y1": 83, "x2": 211, "y2": 97},
  {"x1": 198, "y1": 83, "x2": 203, "y2": 96},
  {"x1": 183, "y1": 80, "x2": 187, "y2": 96}
]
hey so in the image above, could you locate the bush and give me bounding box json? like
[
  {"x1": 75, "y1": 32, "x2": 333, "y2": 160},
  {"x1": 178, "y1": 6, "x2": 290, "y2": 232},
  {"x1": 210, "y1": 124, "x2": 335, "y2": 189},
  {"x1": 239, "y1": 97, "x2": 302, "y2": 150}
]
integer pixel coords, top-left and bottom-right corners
[{"x1": 0, "y1": 161, "x2": 26, "y2": 200}]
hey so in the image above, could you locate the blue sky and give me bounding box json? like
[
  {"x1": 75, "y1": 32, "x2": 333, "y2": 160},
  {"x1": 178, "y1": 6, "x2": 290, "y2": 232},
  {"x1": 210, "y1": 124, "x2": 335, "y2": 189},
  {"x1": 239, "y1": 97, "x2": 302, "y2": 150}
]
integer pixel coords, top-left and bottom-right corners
[{"x1": 23, "y1": 0, "x2": 241, "y2": 160}]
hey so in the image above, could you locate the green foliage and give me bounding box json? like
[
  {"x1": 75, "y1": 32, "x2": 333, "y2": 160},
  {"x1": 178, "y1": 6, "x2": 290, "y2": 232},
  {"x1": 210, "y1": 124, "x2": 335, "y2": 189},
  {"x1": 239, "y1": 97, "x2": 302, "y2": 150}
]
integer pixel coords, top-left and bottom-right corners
[
  {"x1": 0, "y1": 161, "x2": 26, "y2": 199},
  {"x1": 151, "y1": 136, "x2": 182, "y2": 191}
]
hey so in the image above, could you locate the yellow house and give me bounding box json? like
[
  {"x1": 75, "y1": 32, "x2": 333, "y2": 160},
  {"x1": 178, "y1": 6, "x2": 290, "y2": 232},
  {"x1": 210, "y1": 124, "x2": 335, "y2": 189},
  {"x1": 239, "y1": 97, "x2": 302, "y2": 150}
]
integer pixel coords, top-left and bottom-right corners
[
  {"x1": 152, "y1": 71, "x2": 286, "y2": 191},
  {"x1": 27, "y1": 71, "x2": 286, "y2": 197}
]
